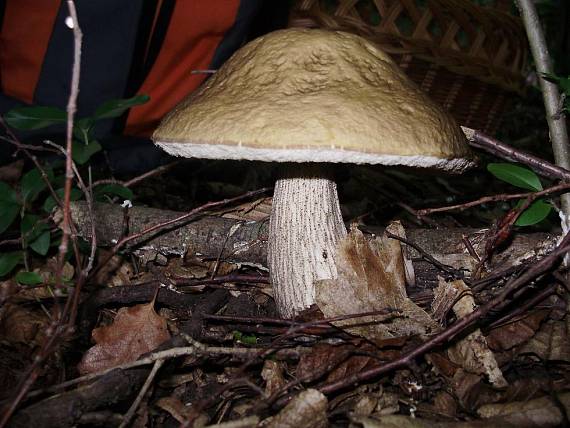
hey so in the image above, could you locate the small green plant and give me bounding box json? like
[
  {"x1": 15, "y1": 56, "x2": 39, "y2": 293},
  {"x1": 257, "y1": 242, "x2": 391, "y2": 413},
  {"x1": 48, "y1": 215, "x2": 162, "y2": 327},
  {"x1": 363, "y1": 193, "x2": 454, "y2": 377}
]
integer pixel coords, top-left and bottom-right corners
[
  {"x1": 233, "y1": 330, "x2": 258, "y2": 345},
  {"x1": 0, "y1": 94, "x2": 149, "y2": 280},
  {"x1": 487, "y1": 163, "x2": 552, "y2": 226}
]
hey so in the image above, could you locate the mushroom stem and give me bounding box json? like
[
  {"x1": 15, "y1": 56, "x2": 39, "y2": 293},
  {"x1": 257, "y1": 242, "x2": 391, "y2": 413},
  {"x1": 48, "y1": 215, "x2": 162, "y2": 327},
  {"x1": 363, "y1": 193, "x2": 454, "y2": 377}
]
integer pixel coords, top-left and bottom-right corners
[{"x1": 269, "y1": 165, "x2": 347, "y2": 318}]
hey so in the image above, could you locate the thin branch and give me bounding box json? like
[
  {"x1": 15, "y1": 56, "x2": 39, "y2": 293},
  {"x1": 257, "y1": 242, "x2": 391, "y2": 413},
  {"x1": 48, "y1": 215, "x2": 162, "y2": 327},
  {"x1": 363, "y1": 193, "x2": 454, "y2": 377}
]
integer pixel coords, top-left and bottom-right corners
[
  {"x1": 118, "y1": 359, "x2": 164, "y2": 428},
  {"x1": 90, "y1": 160, "x2": 182, "y2": 190},
  {"x1": 516, "y1": 0, "x2": 570, "y2": 214},
  {"x1": 56, "y1": 0, "x2": 82, "y2": 293},
  {"x1": 0, "y1": 5, "x2": 82, "y2": 426},
  {"x1": 416, "y1": 181, "x2": 570, "y2": 216},
  {"x1": 462, "y1": 127, "x2": 570, "y2": 182}
]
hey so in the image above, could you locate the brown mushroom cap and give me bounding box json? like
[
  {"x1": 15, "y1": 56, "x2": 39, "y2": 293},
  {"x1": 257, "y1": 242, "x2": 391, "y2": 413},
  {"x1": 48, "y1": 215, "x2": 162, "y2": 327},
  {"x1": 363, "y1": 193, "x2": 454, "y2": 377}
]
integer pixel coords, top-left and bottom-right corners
[{"x1": 153, "y1": 28, "x2": 473, "y2": 172}]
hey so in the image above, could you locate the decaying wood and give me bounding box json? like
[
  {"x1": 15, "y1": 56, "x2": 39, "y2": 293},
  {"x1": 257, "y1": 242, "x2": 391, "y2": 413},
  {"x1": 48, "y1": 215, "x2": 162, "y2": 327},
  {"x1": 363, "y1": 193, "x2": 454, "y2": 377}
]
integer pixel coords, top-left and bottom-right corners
[
  {"x1": 64, "y1": 201, "x2": 556, "y2": 282},
  {"x1": 63, "y1": 201, "x2": 269, "y2": 266}
]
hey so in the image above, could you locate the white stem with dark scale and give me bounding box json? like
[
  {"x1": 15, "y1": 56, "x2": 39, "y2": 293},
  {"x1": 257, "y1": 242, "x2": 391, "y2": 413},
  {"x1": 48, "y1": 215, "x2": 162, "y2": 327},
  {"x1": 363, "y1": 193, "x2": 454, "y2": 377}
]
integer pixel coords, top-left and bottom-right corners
[{"x1": 268, "y1": 166, "x2": 347, "y2": 318}]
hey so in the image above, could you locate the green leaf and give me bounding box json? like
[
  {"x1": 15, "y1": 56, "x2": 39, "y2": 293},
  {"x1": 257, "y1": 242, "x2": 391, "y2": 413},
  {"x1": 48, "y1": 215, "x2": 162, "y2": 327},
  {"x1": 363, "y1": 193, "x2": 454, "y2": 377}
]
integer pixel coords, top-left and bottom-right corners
[
  {"x1": 232, "y1": 331, "x2": 257, "y2": 345},
  {"x1": 4, "y1": 106, "x2": 67, "y2": 130},
  {"x1": 0, "y1": 182, "x2": 20, "y2": 233},
  {"x1": 72, "y1": 140, "x2": 102, "y2": 165},
  {"x1": 0, "y1": 201, "x2": 20, "y2": 234},
  {"x1": 74, "y1": 117, "x2": 95, "y2": 141},
  {"x1": 21, "y1": 168, "x2": 48, "y2": 203},
  {"x1": 30, "y1": 230, "x2": 51, "y2": 256},
  {"x1": 515, "y1": 199, "x2": 552, "y2": 226},
  {"x1": 15, "y1": 271, "x2": 43, "y2": 285},
  {"x1": 21, "y1": 214, "x2": 48, "y2": 243},
  {"x1": 487, "y1": 163, "x2": 543, "y2": 191},
  {"x1": 94, "y1": 184, "x2": 134, "y2": 201},
  {"x1": 0, "y1": 182, "x2": 20, "y2": 205},
  {"x1": 43, "y1": 187, "x2": 82, "y2": 213},
  {"x1": 0, "y1": 252, "x2": 22, "y2": 276},
  {"x1": 92, "y1": 94, "x2": 150, "y2": 120}
]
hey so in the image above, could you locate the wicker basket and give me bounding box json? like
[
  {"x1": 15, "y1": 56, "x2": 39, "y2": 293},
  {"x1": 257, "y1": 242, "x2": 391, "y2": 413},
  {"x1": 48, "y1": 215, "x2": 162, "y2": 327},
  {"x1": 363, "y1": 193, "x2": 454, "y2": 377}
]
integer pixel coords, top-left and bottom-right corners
[{"x1": 289, "y1": 0, "x2": 528, "y2": 135}]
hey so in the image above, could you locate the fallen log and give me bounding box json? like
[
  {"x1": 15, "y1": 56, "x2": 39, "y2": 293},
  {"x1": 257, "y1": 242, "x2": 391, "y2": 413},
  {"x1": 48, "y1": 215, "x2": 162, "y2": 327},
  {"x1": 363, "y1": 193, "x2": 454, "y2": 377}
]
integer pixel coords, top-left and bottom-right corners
[{"x1": 63, "y1": 201, "x2": 557, "y2": 286}]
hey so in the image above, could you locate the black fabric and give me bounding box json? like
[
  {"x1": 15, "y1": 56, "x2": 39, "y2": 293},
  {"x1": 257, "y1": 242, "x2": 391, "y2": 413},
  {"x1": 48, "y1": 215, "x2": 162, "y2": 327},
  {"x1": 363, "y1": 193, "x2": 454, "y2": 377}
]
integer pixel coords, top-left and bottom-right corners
[
  {"x1": 34, "y1": 1, "x2": 145, "y2": 138},
  {"x1": 113, "y1": 0, "x2": 174, "y2": 135},
  {"x1": 210, "y1": 0, "x2": 263, "y2": 69}
]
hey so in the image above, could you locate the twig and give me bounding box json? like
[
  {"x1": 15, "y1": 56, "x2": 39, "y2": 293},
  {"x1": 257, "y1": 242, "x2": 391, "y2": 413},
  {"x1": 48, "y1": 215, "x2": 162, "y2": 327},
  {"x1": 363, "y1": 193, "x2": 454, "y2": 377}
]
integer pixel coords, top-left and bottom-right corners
[
  {"x1": 462, "y1": 127, "x2": 570, "y2": 182},
  {"x1": 516, "y1": 0, "x2": 570, "y2": 215},
  {"x1": 0, "y1": 5, "x2": 82, "y2": 426},
  {"x1": 26, "y1": 342, "x2": 309, "y2": 399},
  {"x1": 56, "y1": 0, "x2": 82, "y2": 292},
  {"x1": 90, "y1": 160, "x2": 182, "y2": 190},
  {"x1": 316, "y1": 232, "x2": 570, "y2": 395},
  {"x1": 416, "y1": 181, "x2": 570, "y2": 216},
  {"x1": 119, "y1": 359, "x2": 164, "y2": 428}
]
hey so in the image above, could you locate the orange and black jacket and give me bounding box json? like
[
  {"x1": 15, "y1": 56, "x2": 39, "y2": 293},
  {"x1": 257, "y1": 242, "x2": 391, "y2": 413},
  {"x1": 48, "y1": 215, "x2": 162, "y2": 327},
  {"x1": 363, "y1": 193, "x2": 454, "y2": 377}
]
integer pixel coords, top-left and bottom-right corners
[{"x1": 0, "y1": 0, "x2": 271, "y2": 142}]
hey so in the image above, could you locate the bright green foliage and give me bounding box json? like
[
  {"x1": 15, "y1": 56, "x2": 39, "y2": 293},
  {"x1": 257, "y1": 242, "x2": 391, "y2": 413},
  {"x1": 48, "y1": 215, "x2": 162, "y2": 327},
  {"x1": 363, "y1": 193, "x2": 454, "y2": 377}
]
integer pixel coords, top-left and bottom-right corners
[
  {"x1": 233, "y1": 331, "x2": 258, "y2": 345},
  {"x1": 487, "y1": 163, "x2": 552, "y2": 226},
  {"x1": 487, "y1": 163, "x2": 543, "y2": 191},
  {"x1": 515, "y1": 199, "x2": 552, "y2": 227},
  {"x1": 15, "y1": 271, "x2": 43, "y2": 285}
]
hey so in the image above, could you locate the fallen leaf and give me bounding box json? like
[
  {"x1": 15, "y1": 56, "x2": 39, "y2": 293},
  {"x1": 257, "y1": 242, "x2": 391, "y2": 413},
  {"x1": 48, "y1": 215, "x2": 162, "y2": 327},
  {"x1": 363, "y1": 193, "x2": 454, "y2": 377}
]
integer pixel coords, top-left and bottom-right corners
[
  {"x1": 78, "y1": 301, "x2": 170, "y2": 374},
  {"x1": 478, "y1": 391, "x2": 570, "y2": 426},
  {"x1": 518, "y1": 318, "x2": 570, "y2": 362},
  {"x1": 437, "y1": 279, "x2": 507, "y2": 388},
  {"x1": 486, "y1": 309, "x2": 548, "y2": 352},
  {"x1": 296, "y1": 343, "x2": 353, "y2": 382},
  {"x1": 155, "y1": 396, "x2": 192, "y2": 423},
  {"x1": 263, "y1": 389, "x2": 327, "y2": 428},
  {"x1": 315, "y1": 223, "x2": 438, "y2": 343},
  {"x1": 261, "y1": 360, "x2": 286, "y2": 396},
  {"x1": 0, "y1": 303, "x2": 49, "y2": 345}
]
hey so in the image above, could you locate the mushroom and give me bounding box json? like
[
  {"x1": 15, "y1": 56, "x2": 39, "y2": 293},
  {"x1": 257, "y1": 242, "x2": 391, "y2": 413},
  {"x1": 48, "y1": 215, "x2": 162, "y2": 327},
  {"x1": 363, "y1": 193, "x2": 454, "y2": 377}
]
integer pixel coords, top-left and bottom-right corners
[{"x1": 152, "y1": 29, "x2": 473, "y2": 318}]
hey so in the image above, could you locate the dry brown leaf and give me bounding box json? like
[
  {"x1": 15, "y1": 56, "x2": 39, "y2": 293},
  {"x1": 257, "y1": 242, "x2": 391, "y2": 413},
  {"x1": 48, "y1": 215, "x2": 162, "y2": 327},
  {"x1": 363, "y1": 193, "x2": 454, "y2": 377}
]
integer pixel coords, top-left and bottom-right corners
[
  {"x1": 0, "y1": 303, "x2": 49, "y2": 345},
  {"x1": 315, "y1": 223, "x2": 438, "y2": 343},
  {"x1": 451, "y1": 369, "x2": 502, "y2": 411},
  {"x1": 437, "y1": 279, "x2": 507, "y2": 388},
  {"x1": 261, "y1": 360, "x2": 287, "y2": 397},
  {"x1": 296, "y1": 343, "x2": 353, "y2": 382},
  {"x1": 433, "y1": 390, "x2": 457, "y2": 418},
  {"x1": 518, "y1": 318, "x2": 570, "y2": 362},
  {"x1": 478, "y1": 392, "x2": 570, "y2": 427},
  {"x1": 262, "y1": 389, "x2": 327, "y2": 428},
  {"x1": 78, "y1": 302, "x2": 170, "y2": 374},
  {"x1": 155, "y1": 396, "x2": 192, "y2": 423},
  {"x1": 486, "y1": 310, "x2": 548, "y2": 352}
]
